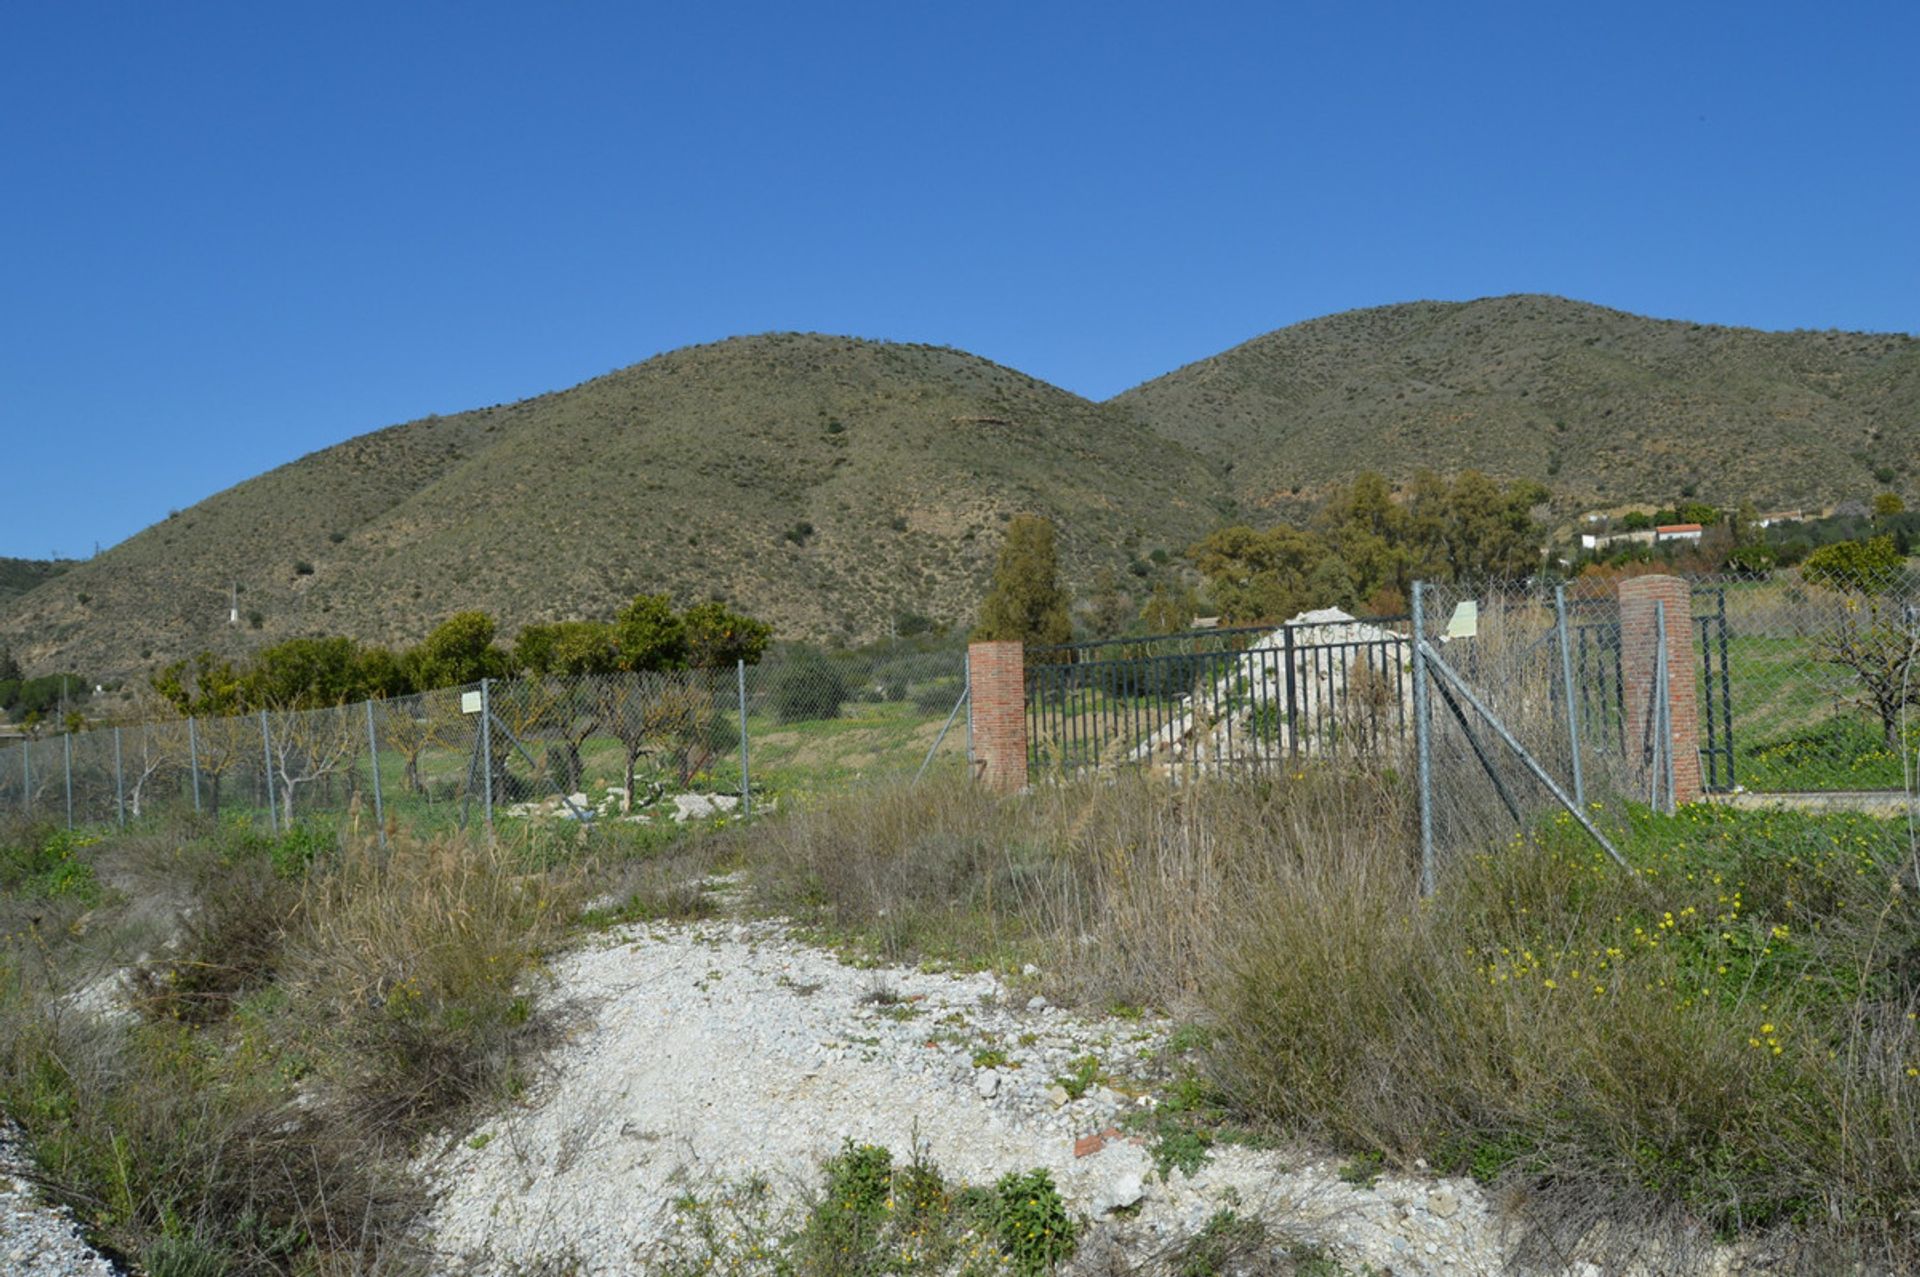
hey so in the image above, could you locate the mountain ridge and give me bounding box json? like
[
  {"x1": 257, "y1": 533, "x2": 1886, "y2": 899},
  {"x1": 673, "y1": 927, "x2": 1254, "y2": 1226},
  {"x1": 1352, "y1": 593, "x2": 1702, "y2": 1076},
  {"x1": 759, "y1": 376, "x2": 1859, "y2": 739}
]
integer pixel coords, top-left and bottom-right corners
[{"x1": 5, "y1": 297, "x2": 1916, "y2": 680}]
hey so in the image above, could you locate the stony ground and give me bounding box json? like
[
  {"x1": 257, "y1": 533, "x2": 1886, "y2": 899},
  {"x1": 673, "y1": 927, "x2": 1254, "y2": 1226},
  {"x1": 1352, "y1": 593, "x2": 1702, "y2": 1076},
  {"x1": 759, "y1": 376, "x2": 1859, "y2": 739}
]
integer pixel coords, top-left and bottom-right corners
[
  {"x1": 0, "y1": 1122, "x2": 120, "y2": 1277},
  {"x1": 422, "y1": 918, "x2": 1518, "y2": 1276}
]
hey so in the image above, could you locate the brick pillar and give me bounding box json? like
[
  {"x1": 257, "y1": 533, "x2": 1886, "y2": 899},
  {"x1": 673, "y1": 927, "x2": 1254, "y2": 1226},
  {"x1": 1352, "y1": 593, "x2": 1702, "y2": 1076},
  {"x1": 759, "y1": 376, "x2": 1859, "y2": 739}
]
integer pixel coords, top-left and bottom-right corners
[
  {"x1": 967, "y1": 641, "x2": 1028, "y2": 793},
  {"x1": 1618, "y1": 575, "x2": 1702, "y2": 806}
]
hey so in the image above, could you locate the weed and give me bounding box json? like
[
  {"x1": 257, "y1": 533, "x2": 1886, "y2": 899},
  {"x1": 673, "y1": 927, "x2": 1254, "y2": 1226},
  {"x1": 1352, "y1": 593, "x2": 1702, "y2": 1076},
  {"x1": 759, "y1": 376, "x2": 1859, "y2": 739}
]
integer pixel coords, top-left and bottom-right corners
[
  {"x1": 1052, "y1": 1054, "x2": 1102, "y2": 1100},
  {"x1": 987, "y1": 1168, "x2": 1077, "y2": 1277},
  {"x1": 1336, "y1": 1152, "x2": 1383, "y2": 1189}
]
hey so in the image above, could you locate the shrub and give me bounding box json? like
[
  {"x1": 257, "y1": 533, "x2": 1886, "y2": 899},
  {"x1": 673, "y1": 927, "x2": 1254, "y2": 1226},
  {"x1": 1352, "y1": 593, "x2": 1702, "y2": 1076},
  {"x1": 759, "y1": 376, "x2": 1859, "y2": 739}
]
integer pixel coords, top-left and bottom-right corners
[{"x1": 773, "y1": 652, "x2": 850, "y2": 723}]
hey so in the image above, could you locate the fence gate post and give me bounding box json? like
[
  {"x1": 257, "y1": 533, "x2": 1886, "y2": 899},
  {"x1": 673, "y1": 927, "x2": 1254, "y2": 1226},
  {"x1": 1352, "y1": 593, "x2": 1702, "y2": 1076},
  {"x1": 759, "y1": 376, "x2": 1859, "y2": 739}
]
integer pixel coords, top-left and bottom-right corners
[
  {"x1": 1554, "y1": 585, "x2": 1586, "y2": 810},
  {"x1": 113, "y1": 726, "x2": 125, "y2": 828},
  {"x1": 188, "y1": 716, "x2": 202, "y2": 815},
  {"x1": 736, "y1": 659, "x2": 751, "y2": 818},
  {"x1": 1618, "y1": 576, "x2": 1701, "y2": 807},
  {"x1": 21, "y1": 740, "x2": 30, "y2": 817},
  {"x1": 64, "y1": 733, "x2": 73, "y2": 830},
  {"x1": 1411, "y1": 581, "x2": 1435, "y2": 896},
  {"x1": 967, "y1": 641, "x2": 1028, "y2": 792},
  {"x1": 480, "y1": 679, "x2": 494, "y2": 835},
  {"x1": 365, "y1": 699, "x2": 386, "y2": 849},
  {"x1": 260, "y1": 710, "x2": 279, "y2": 835}
]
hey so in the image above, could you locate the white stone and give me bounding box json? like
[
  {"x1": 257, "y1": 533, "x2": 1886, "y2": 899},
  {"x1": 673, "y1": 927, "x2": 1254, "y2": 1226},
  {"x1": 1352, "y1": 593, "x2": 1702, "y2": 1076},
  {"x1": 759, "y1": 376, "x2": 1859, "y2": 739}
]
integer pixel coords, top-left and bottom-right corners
[{"x1": 975, "y1": 1070, "x2": 1000, "y2": 1098}]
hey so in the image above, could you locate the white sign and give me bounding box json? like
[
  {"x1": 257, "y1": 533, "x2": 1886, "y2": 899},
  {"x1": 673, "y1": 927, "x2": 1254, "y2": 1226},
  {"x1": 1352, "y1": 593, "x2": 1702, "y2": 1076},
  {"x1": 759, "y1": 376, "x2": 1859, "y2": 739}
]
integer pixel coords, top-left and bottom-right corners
[{"x1": 461, "y1": 691, "x2": 483, "y2": 715}]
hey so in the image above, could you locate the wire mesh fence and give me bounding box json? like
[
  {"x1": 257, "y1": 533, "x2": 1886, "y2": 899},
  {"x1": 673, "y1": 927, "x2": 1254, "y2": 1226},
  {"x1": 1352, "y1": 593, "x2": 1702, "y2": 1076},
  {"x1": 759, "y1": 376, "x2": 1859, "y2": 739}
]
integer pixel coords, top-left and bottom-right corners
[{"x1": 0, "y1": 645, "x2": 971, "y2": 835}]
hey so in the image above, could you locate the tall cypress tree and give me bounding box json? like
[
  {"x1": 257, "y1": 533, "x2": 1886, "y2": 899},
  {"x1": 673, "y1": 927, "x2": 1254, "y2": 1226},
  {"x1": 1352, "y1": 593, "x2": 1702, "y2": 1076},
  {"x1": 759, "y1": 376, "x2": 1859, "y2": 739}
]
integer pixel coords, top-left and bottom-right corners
[{"x1": 973, "y1": 515, "x2": 1073, "y2": 645}]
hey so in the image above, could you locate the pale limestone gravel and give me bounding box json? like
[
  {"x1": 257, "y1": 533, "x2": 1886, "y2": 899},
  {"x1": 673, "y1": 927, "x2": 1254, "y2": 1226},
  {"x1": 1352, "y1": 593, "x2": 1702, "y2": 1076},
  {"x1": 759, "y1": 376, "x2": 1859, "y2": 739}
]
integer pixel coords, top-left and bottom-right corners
[
  {"x1": 421, "y1": 918, "x2": 1527, "y2": 1276},
  {"x1": 0, "y1": 1122, "x2": 122, "y2": 1277}
]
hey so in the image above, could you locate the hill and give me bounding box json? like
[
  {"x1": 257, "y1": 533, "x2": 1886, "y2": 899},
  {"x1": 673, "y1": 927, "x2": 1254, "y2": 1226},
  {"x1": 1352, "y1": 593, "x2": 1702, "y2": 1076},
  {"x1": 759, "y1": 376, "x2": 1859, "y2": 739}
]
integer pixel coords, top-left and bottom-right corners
[
  {"x1": 0, "y1": 558, "x2": 75, "y2": 607},
  {"x1": 0, "y1": 335, "x2": 1230, "y2": 679},
  {"x1": 1114, "y1": 295, "x2": 1920, "y2": 518}
]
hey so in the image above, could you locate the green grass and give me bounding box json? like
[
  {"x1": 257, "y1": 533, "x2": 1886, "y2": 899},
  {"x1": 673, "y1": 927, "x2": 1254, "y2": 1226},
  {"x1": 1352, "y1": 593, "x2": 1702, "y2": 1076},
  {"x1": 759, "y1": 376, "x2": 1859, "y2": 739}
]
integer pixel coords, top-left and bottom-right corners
[{"x1": 1702, "y1": 628, "x2": 1917, "y2": 792}]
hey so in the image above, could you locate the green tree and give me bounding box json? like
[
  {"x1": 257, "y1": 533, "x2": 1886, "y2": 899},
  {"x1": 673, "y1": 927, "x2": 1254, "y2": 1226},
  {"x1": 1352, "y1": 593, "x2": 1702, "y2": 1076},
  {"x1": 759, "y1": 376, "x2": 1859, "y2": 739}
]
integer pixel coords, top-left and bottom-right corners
[
  {"x1": 1802, "y1": 536, "x2": 1905, "y2": 592},
  {"x1": 0, "y1": 647, "x2": 20, "y2": 684},
  {"x1": 152, "y1": 652, "x2": 248, "y2": 717},
  {"x1": 614, "y1": 593, "x2": 689, "y2": 672},
  {"x1": 682, "y1": 600, "x2": 773, "y2": 668},
  {"x1": 411, "y1": 611, "x2": 512, "y2": 689},
  {"x1": 1140, "y1": 581, "x2": 1199, "y2": 634},
  {"x1": 1801, "y1": 536, "x2": 1918, "y2": 749},
  {"x1": 355, "y1": 646, "x2": 413, "y2": 699},
  {"x1": 973, "y1": 515, "x2": 1072, "y2": 645},
  {"x1": 1412, "y1": 470, "x2": 1548, "y2": 580},
  {"x1": 246, "y1": 637, "x2": 364, "y2": 709},
  {"x1": 516, "y1": 620, "x2": 621, "y2": 676},
  {"x1": 1189, "y1": 524, "x2": 1336, "y2": 623}
]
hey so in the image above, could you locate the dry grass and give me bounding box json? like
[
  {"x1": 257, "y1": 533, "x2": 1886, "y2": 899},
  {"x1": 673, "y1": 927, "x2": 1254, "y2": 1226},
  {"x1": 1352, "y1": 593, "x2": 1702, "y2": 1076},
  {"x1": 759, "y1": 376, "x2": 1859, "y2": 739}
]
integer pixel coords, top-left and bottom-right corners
[
  {"x1": 725, "y1": 773, "x2": 1920, "y2": 1271},
  {"x1": 0, "y1": 815, "x2": 580, "y2": 1274}
]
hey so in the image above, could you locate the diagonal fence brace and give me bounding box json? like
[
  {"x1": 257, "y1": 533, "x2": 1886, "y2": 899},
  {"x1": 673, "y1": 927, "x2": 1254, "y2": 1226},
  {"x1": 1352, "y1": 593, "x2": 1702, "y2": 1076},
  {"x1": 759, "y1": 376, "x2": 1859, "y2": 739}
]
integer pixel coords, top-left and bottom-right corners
[{"x1": 1419, "y1": 638, "x2": 1630, "y2": 871}]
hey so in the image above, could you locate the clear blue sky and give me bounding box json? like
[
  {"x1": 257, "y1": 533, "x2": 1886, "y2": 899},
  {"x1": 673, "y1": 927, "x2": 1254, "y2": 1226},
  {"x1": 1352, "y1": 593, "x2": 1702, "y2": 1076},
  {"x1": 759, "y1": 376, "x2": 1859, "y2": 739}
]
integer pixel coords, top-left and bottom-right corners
[{"x1": 3, "y1": 1, "x2": 1916, "y2": 557}]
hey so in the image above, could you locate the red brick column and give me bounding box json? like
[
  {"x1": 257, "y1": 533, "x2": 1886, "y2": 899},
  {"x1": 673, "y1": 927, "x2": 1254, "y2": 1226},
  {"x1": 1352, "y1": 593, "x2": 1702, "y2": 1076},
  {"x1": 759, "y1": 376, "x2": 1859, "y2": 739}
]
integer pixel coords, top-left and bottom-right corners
[
  {"x1": 1618, "y1": 575, "x2": 1702, "y2": 806},
  {"x1": 967, "y1": 641, "x2": 1028, "y2": 793}
]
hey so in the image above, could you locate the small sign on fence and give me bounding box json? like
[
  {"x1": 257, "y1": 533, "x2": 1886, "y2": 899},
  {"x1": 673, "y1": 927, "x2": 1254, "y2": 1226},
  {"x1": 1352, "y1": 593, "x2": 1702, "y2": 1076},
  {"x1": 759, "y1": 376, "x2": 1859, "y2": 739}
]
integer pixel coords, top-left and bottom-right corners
[{"x1": 460, "y1": 691, "x2": 483, "y2": 715}]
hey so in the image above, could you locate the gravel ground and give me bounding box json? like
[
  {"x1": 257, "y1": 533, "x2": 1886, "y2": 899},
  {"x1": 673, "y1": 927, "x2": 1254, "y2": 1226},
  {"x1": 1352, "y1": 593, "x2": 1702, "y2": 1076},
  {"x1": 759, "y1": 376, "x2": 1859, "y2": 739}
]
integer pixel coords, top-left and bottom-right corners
[
  {"x1": 423, "y1": 918, "x2": 1523, "y2": 1276},
  {"x1": 0, "y1": 1122, "x2": 121, "y2": 1277}
]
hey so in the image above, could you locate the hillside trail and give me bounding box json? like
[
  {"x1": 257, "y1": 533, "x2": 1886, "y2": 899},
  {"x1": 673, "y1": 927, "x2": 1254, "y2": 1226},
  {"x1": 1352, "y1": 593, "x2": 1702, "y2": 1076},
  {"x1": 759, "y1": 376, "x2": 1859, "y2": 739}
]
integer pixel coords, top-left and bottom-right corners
[{"x1": 419, "y1": 912, "x2": 1726, "y2": 1277}]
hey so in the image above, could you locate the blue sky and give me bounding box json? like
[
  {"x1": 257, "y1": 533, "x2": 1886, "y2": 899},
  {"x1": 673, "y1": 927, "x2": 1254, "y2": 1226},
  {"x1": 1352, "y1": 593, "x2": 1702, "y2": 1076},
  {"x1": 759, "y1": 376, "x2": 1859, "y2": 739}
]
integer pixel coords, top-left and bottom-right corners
[{"x1": 3, "y1": 1, "x2": 1916, "y2": 557}]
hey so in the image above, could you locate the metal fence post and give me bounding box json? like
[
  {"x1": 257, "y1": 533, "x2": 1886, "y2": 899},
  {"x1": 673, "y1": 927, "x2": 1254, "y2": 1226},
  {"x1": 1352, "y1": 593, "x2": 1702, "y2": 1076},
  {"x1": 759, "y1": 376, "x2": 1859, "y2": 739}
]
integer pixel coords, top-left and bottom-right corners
[
  {"x1": 1555, "y1": 584, "x2": 1585, "y2": 810},
  {"x1": 365, "y1": 699, "x2": 386, "y2": 849},
  {"x1": 736, "y1": 659, "x2": 751, "y2": 818},
  {"x1": 113, "y1": 726, "x2": 126, "y2": 828},
  {"x1": 188, "y1": 716, "x2": 202, "y2": 815},
  {"x1": 480, "y1": 678, "x2": 494, "y2": 834},
  {"x1": 1654, "y1": 599, "x2": 1676, "y2": 816},
  {"x1": 963, "y1": 657, "x2": 975, "y2": 772},
  {"x1": 1411, "y1": 581, "x2": 1435, "y2": 896},
  {"x1": 64, "y1": 733, "x2": 73, "y2": 831},
  {"x1": 261, "y1": 709, "x2": 279, "y2": 835},
  {"x1": 21, "y1": 740, "x2": 30, "y2": 817}
]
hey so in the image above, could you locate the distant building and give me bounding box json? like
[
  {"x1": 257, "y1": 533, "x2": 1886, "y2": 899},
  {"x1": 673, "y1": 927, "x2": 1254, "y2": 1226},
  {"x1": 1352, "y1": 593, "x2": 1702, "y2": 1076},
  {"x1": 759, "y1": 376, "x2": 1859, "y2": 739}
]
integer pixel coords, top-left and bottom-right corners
[
  {"x1": 1655, "y1": 523, "x2": 1704, "y2": 543},
  {"x1": 1580, "y1": 528, "x2": 1657, "y2": 551},
  {"x1": 1756, "y1": 510, "x2": 1803, "y2": 528}
]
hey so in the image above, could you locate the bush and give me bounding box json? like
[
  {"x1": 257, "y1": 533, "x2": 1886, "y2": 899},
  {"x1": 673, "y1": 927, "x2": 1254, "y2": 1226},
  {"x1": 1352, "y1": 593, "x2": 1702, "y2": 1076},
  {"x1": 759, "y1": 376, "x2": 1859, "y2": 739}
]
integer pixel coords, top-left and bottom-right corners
[{"x1": 773, "y1": 653, "x2": 850, "y2": 723}]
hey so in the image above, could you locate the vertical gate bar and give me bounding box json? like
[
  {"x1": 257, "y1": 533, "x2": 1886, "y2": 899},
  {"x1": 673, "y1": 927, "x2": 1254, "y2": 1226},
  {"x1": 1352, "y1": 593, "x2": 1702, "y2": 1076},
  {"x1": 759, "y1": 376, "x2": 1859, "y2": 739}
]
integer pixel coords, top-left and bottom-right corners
[
  {"x1": 113, "y1": 726, "x2": 125, "y2": 828},
  {"x1": 1716, "y1": 588, "x2": 1735, "y2": 791},
  {"x1": 64, "y1": 733, "x2": 73, "y2": 831},
  {"x1": 1283, "y1": 626, "x2": 1299, "y2": 758},
  {"x1": 1411, "y1": 582, "x2": 1435, "y2": 896},
  {"x1": 1696, "y1": 615, "x2": 1718, "y2": 791}
]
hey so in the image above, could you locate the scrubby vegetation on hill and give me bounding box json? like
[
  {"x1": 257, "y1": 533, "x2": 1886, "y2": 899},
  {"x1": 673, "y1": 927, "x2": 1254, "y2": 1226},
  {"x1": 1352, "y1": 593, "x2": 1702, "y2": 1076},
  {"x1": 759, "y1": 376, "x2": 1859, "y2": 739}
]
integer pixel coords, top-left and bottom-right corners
[
  {"x1": 0, "y1": 335, "x2": 1226, "y2": 682},
  {"x1": 1117, "y1": 294, "x2": 1920, "y2": 519},
  {"x1": 6, "y1": 297, "x2": 1918, "y2": 682}
]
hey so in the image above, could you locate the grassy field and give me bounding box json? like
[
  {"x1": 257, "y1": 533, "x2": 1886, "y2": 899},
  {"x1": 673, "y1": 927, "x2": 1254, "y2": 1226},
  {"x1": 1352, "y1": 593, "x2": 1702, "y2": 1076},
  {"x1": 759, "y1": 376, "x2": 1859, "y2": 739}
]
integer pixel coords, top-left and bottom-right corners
[{"x1": 6, "y1": 731, "x2": 1920, "y2": 1270}]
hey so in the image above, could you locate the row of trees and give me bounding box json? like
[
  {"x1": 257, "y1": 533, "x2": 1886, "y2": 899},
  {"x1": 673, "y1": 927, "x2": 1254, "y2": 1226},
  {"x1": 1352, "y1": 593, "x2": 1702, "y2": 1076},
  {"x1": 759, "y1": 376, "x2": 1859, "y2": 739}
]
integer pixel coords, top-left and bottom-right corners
[
  {"x1": 970, "y1": 471, "x2": 1552, "y2": 643},
  {"x1": 0, "y1": 644, "x2": 92, "y2": 729},
  {"x1": 151, "y1": 594, "x2": 772, "y2": 716},
  {"x1": 1188, "y1": 471, "x2": 1548, "y2": 625}
]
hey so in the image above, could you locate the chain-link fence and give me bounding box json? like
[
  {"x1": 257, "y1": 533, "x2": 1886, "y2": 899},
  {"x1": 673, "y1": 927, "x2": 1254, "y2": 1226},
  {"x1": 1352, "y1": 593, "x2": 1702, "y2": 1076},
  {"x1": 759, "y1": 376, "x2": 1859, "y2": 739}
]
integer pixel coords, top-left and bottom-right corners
[
  {"x1": 1407, "y1": 566, "x2": 1919, "y2": 881},
  {"x1": 1695, "y1": 568, "x2": 1920, "y2": 793},
  {"x1": 0, "y1": 645, "x2": 971, "y2": 835}
]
